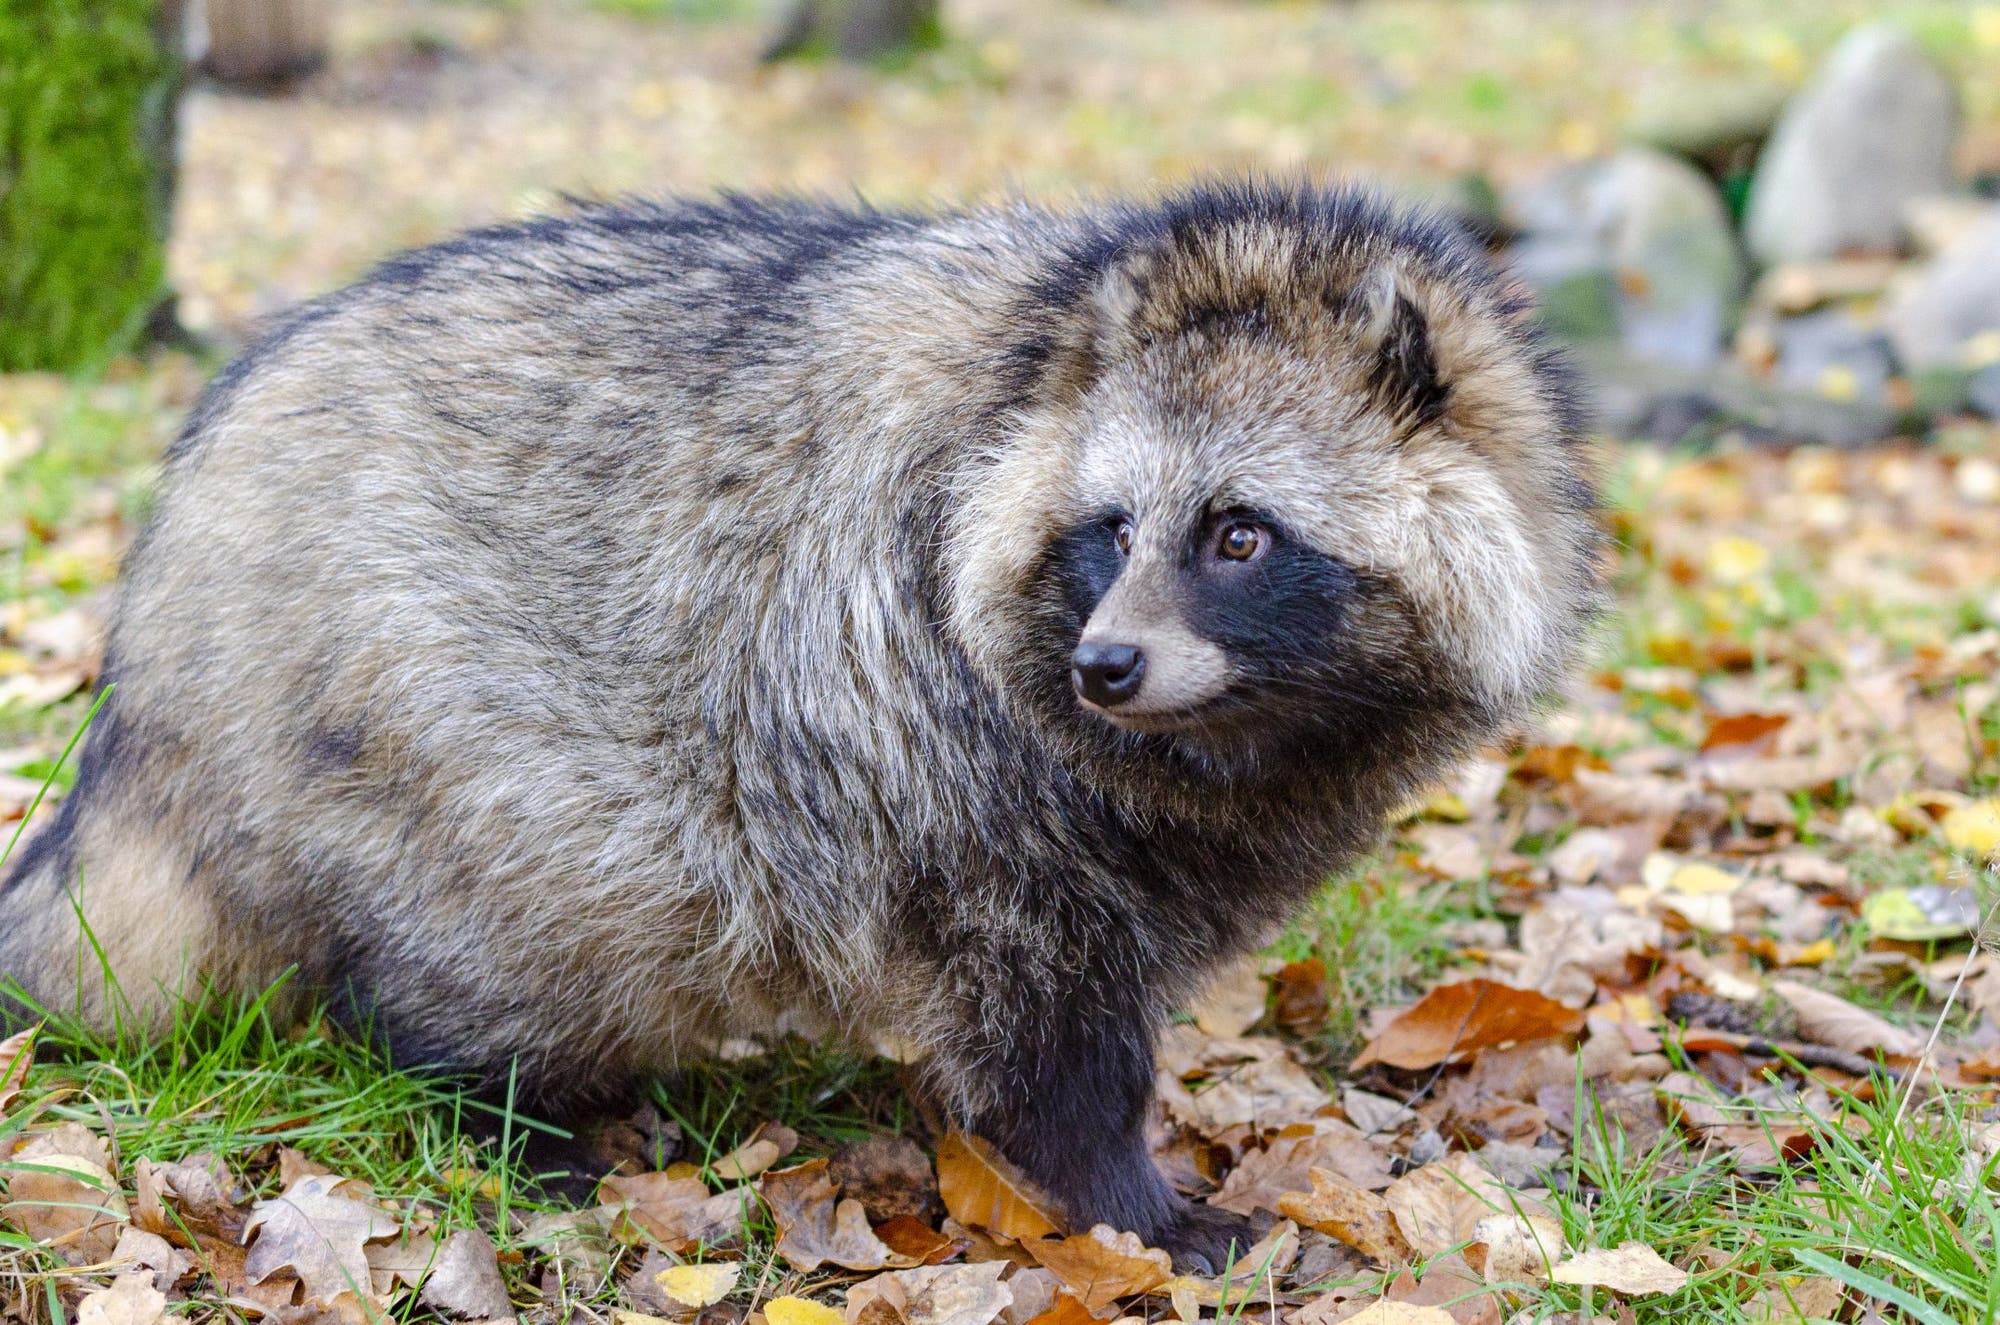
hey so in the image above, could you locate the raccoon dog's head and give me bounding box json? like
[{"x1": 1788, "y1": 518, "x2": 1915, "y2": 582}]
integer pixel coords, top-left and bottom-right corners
[{"x1": 947, "y1": 183, "x2": 1600, "y2": 775}]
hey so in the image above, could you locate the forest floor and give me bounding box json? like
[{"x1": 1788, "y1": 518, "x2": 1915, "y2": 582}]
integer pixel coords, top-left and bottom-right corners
[{"x1": 5, "y1": 2, "x2": 2000, "y2": 1323}]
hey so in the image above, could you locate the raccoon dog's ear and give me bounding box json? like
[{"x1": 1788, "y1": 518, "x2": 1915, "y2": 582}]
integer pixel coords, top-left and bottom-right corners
[{"x1": 1352, "y1": 265, "x2": 1451, "y2": 434}]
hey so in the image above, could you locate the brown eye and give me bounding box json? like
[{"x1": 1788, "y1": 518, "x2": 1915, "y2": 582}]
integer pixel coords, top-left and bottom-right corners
[
  {"x1": 1114, "y1": 520, "x2": 1135, "y2": 555},
  {"x1": 1217, "y1": 522, "x2": 1267, "y2": 562}
]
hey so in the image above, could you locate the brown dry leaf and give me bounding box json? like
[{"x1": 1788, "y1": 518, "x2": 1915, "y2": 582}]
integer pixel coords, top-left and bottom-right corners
[
  {"x1": 875, "y1": 1215, "x2": 967, "y2": 1265},
  {"x1": 2, "y1": 1122, "x2": 129, "y2": 1264},
  {"x1": 1331, "y1": 1304, "x2": 1455, "y2": 1325},
  {"x1": 1277, "y1": 1169, "x2": 1412, "y2": 1264},
  {"x1": 1770, "y1": 979, "x2": 1923, "y2": 1057},
  {"x1": 1211, "y1": 1120, "x2": 1395, "y2": 1215},
  {"x1": 601, "y1": 1172, "x2": 753, "y2": 1252},
  {"x1": 365, "y1": 1231, "x2": 441, "y2": 1295},
  {"x1": 831, "y1": 1134, "x2": 938, "y2": 1224},
  {"x1": 1272, "y1": 959, "x2": 1331, "y2": 1037},
  {"x1": 936, "y1": 1134, "x2": 1061, "y2": 1242},
  {"x1": 761, "y1": 1158, "x2": 918, "y2": 1272},
  {"x1": 1024, "y1": 1225, "x2": 1172, "y2": 1313},
  {"x1": 717, "y1": 1121, "x2": 800, "y2": 1182},
  {"x1": 133, "y1": 1154, "x2": 245, "y2": 1243},
  {"x1": 1384, "y1": 1253, "x2": 1499, "y2": 1325},
  {"x1": 241, "y1": 1173, "x2": 402, "y2": 1307},
  {"x1": 1189, "y1": 956, "x2": 1269, "y2": 1037},
  {"x1": 1383, "y1": 1155, "x2": 1501, "y2": 1259},
  {"x1": 110, "y1": 1227, "x2": 192, "y2": 1294},
  {"x1": 0, "y1": 1025, "x2": 35, "y2": 1114},
  {"x1": 845, "y1": 1260, "x2": 1013, "y2": 1325},
  {"x1": 278, "y1": 1148, "x2": 336, "y2": 1190},
  {"x1": 74, "y1": 1272, "x2": 167, "y2": 1325},
  {"x1": 1021, "y1": 1295, "x2": 1098, "y2": 1325},
  {"x1": 1699, "y1": 713, "x2": 1789, "y2": 756},
  {"x1": 1465, "y1": 1213, "x2": 1564, "y2": 1285},
  {"x1": 187, "y1": 1232, "x2": 303, "y2": 1314},
  {"x1": 1353, "y1": 980, "x2": 1587, "y2": 1071},
  {"x1": 1550, "y1": 1243, "x2": 1689, "y2": 1295},
  {"x1": 418, "y1": 1228, "x2": 512, "y2": 1318},
  {"x1": 1744, "y1": 1275, "x2": 1845, "y2": 1322}
]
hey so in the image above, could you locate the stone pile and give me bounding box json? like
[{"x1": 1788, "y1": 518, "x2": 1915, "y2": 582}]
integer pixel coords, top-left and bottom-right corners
[{"x1": 1497, "y1": 22, "x2": 1999, "y2": 446}]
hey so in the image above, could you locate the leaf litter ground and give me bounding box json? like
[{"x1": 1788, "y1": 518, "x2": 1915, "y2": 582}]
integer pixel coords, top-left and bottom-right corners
[{"x1": 6, "y1": 2, "x2": 2000, "y2": 1322}]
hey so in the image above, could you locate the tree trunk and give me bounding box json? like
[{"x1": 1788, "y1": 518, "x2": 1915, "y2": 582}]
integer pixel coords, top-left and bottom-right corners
[
  {"x1": 199, "y1": 0, "x2": 329, "y2": 86},
  {"x1": 763, "y1": 0, "x2": 940, "y2": 63},
  {"x1": 0, "y1": 0, "x2": 184, "y2": 371}
]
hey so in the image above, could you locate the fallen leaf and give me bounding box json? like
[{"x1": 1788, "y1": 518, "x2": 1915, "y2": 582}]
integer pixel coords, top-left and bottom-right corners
[
  {"x1": 602, "y1": 1172, "x2": 753, "y2": 1252},
  {"x1": 1020, "y1": 1295, "x2": 1097, "y2": 1325},
  {"x1": 1465, "y1": 1213, "x2": 1564, "y2": 1285},
  {"x1": 1189, "y1": 956, "x2": 1268, "y2": 1036},
  {"x1": 761, "y1": 1159, "x2": 918, "y2": 1272},
  {"x1": 133, "y1": 1154, "x2": 245, "y2": 1244},
  {"x1": 1770, "y1": 979, "x2": 1923, "y2": 1057},
  {"x1": 1353, "y1": 981, "x2": 1587, "y2": 1071},
  {"x1": 712, "y1": 1137, "x2": 784, "y2": 1184},
  {"x1": 1941, "y1": 800, "x2": 2000, "y2": 856},
  {"x1": 1335, "y1": 1304, "x2": 1456, "y2": 1325},
  {"x1": 830, "y1": 1134, "x2": 938, "y2": 1223},
  {"x1": 1699, "y1": 712, "x2": 1789, "y2": 756},
  {"x1": 657, "y1": 1261, "x2": 741, "y2": 1307},
  {"x1": 846, "y1": 1260, "x2": 1013, "y2": 1325},
  {"x1": 1024, "y1": 1225, "x2": 1172, "y2": 1312},
  {"x1": 1861, "y1": 885, "x2": 1982, "y2": 940},
  {"x1": 1277, "y1": 1169, "x2": 1412, "y2": 1264},
  {"x1": 1706, "y1": 536, "x2": 1769, "y2": 584},
  {"x1": 241, "y1": 1173, "x2": 401, "y2": 1307},
  {"x1": 74, "y1": 1273, "x2": 167, "y2": 1325},
  {"x1": 875, "y1": 1215, "x2": 966, "y2": 1265},
  {"x1": 2, "y1": 1123, "x2": 128, "y2": 1264},
  {"x1": 935, "y1": 1134, "x2": 1060, "y2": 1242},
  {"x1": 1210, "y1": 1120, "x2": 1394, "y2": 1215},
  {"x1": 768, "y1": 1295, "x2": 848, "y2": 1325},
  {"x1": 1272, "y1": 958, "x2": 1330, "y2": 1036},
  {"x1": 1550, "y1": 1242, "x2": 1689, "y2": 1295},
  {"x1": 419, "y1": 1229, "x2": 512, "y2": 1318},
  {"x1": 366, "y1": 1231, "x2": 441, "y2": 1295},
  {"x1": 110, "y1": 1227, "x2": 192, "y2": 1294},
  {"x1": 1384, "y1": 1253, "x2": 1498, "y2": 1325}
]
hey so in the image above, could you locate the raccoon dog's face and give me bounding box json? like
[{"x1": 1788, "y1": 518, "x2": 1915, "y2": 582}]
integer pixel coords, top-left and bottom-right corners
[{"x1": 948, "y1": 191, "x2": 1599, "y2": 769}]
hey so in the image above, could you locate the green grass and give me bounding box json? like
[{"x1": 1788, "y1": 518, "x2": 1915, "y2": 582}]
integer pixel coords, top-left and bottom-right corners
[{"x1": 0, "y1": 0, "x2": 176, "y2": 372}]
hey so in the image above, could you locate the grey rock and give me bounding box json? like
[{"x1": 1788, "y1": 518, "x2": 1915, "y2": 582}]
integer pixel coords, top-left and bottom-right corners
[
  {"x1": 1970, "y1": 363, "x2": 2000, "y2": 418},
  {"x1": 1885, "y1": 209, "x2": 2000, "y2": 368},
  {"x1": 1505, "y1": 148, "x2": 1744, "y2": 367},
  {"x1": 1627, "y1": 79, "x2": 1787, "y2": 169},
  {"x1": 1745, "y1": 23, "x2": 1959, "y2": 264},
  {"x1": 1570, "y1": 342, "x2": 1901, "y2": 448},
  {"x1": 1770, "y1": 307, "x2": 1898, "y2": 401}
]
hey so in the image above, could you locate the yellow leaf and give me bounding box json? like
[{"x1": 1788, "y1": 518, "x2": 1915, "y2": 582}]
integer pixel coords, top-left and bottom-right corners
[
  {"x1": 1705, "y1": 536, "x2": 1769, "y2": 585},
  {"x1": 1785, "y1": 939, "x2": 1837, "y2": 967},
  {"x1": 765, "y1": 1296, "x2": 845, "y2": 1325},
  {"x1": 1551, "y1": 1242, "x2": 1688, "y2": 1294},
  {"x1": 1942, "y1": 800, "x2": 2000, "y2": 857},
  {"x1": 657, "y1": 1262, "x2": 741, "y2": 1308},
  {"x1": 1862, "y1": 887, "x2": 1977, "y2": 942},
  {"x1": 1668, "y1": 863, "x2": 1741, "y2": 896}
]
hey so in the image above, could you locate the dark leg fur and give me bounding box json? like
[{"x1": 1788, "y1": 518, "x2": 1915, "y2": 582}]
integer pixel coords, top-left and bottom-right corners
[{"x1": 961, "y1": 962, "x2": 1253, "y2": 1272}]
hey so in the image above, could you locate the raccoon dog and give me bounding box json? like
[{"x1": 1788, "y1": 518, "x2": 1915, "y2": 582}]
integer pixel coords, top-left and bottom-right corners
[{"x1": 0, "y1": 182, "x2": 1597, "y2": 1266}]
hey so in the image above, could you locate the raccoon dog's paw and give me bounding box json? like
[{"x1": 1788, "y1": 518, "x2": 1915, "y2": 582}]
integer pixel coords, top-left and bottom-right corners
[{"x1": 1155, "y1": 1201, "x2": 1258, "y2": 1275}]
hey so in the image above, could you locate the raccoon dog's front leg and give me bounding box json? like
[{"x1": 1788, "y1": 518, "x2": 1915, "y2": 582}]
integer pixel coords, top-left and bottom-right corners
[{"x1": 946, "y1": 951, "x2": 1253, "y2": 1273}]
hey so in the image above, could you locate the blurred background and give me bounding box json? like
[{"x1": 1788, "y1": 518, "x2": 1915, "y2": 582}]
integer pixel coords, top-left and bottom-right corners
[{"x1": 10, "y1": 1, "x2": 2000, "y2": 424}]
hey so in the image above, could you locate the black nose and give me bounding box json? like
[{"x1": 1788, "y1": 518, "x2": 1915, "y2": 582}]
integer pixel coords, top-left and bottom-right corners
[{"x1": 1071, "y1": 641, "x2": 1146, "y2": 708}]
